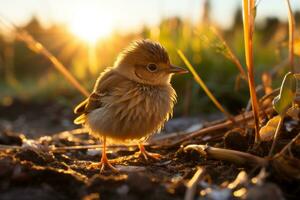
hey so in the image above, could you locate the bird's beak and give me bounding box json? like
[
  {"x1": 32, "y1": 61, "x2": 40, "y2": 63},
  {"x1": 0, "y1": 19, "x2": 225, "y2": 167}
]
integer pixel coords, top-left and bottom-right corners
[{"x1": 168, "y1": 65, "x2": 189, "y2": 74}]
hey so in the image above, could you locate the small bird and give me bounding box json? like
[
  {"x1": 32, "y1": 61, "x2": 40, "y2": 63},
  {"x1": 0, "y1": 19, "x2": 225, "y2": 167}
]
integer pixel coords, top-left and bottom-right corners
[{"x1": 74, "y1": 39, "x2": 188, "y2": 172}]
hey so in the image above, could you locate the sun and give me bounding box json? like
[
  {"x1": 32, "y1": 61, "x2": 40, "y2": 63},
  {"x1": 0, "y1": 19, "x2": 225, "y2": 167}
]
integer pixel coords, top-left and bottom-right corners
[{"x1": 69, "y1": 8, "x2": 114, "y2": 43}]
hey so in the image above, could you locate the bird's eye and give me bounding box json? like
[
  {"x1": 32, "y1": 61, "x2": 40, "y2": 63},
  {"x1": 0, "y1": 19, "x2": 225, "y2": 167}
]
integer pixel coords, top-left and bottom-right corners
[{"x1": 146, "y1": 63, "x2": 158, "y2": 72}]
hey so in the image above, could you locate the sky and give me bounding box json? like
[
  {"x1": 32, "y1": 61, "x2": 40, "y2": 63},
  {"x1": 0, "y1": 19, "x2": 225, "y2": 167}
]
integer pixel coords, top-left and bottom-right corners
[{"x1": 0, "y1": 0, "x2": 300, "y2": 32}]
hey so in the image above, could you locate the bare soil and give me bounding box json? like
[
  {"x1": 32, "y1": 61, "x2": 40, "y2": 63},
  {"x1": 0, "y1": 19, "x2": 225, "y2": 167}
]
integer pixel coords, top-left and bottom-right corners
[{"x1": 0, "y1": 101, "x2": 299, "y2": 200}]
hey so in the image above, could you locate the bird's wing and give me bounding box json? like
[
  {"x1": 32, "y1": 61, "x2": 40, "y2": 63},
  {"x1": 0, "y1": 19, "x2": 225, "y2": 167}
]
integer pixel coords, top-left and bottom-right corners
[
  {"x1": 73, "y1": 69, "x2": 126, "y2": 124},
  {"x1": 74, "y1": 92, "x2": 104, "y2": 114}
]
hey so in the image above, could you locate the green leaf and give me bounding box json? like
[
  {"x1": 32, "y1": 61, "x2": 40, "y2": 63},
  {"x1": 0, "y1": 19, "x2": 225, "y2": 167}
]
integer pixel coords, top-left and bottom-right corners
[{"x1": 273, "y1": 72, "x2": 297, "y2": 115}]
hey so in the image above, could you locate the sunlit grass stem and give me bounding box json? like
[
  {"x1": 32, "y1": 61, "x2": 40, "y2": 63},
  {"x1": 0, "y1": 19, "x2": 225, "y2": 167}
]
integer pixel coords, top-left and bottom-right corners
[
  {"x1": 177, "y1": 50, "x2": 235, "y2": 123},
  {"x1": 242, "y1": 0, "x2": 260, "y2": 143},
  {"x1": 0, "y1": 17, "x2": 89, "y2": 97},
  {"x1": 285, "y1": 0, "x2": 295, "y2": 73},
  {"x1": 17, "y1": 31, "x2": 89, "y2": 98}
]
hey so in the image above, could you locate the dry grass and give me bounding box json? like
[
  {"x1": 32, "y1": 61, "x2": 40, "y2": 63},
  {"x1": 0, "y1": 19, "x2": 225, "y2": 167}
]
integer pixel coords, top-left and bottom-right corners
[
  {"x1": 17, "y1": 31, "x2": 90, "y2": 98},
  {"x1": 242, "y1": 0, "x2": 260, "y2": 143},
  {"x1": 177, "y1": 49, "x2": 235, "y2": 123},
  {"x1": 285, "y1": 0, "x2": 295, "y2": 73},
  {"x1": 0, "y1": 16, "x2": 89, "y2": 98}
]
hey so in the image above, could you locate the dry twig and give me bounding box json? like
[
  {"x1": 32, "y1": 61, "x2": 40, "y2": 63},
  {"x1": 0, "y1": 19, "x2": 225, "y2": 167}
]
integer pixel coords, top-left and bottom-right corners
[
  {"x1": 160, "y1": 106, "x2": 274, "y2": 148},
  {"x1": 184, "y1": 167, "x2": 206, "y2": 200},
  {"x1": 184, "y1": 144, "x2": 267, "y2": 166}
]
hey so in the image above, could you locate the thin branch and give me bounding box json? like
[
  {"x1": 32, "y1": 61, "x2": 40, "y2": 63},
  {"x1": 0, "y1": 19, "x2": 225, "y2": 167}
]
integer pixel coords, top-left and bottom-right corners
[
  {"x1": 161, "y1": 105, "x2": 274, "y2": 148},
  {"x1": 157, "y1": 119, "x2": 231, "y2": 147}
]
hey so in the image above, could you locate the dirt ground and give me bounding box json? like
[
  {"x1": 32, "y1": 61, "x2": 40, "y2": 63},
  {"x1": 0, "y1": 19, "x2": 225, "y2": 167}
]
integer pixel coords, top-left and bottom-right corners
[{"x1": 0, "y1": 101, "x2": 299, "y2": 200}]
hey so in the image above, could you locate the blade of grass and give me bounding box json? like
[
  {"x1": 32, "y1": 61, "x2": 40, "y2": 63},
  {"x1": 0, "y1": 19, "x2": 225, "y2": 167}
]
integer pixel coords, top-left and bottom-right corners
[
  {"x1": 0, "y1": 16, "x2": 89, "y2": 98},
  {"x1": 242, "y1": 0, "x2": 260, "y2": 143},
  {"x1": 177, "y1": 50, "x2": 235, "y2": 123},
  {"x1": 17, "y1": 31, "x2": 89, "y2": 97},
  {"x1": 285, "y1": 0, "x2": 295, "y2": 73}
]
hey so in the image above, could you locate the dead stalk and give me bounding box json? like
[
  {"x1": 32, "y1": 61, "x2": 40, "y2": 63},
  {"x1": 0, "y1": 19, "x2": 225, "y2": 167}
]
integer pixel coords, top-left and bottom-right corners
[
  {"x1": 0, "y1": 17, "x2": 89, "y2": 97},
  {"x1": 161, "y1": 120, "x2": 231, "y2": 147},
  {"x1": 17, "y1": 31, "x2": 89, "y2": 97},
  {"x1": 184, "y1": 167, "x2": 206, "y2": 200},
  {"x1": 162, "y1": 105, "x2": 274, "y2": 148},
  {"x1": 177, "y1": 50, "x2": 235, "y2": 123},
  {"x1": 285, "y1": 0, "x2": 295, "y2": 73},
  {"x1": 184, "y1": 144, "x2": 267, "y2": 167},
  {"x1": 242, "y1": 0, "x2": 260, "y2": 143}
]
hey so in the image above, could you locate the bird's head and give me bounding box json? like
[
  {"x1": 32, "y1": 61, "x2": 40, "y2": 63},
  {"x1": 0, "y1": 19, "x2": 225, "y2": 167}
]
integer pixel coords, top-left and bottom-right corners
[{"x1": 114, "y1": 39, "x2": 188, "y2": 85}]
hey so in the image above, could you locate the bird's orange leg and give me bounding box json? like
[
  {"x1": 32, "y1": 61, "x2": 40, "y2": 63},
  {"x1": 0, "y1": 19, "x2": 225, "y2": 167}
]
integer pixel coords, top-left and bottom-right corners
[
  {"x1": 90, "y1": 136, "x2": 118, "y2": 173},
  {"x1": 137, "y1": 143, "x2": 162, "y2": 160}
]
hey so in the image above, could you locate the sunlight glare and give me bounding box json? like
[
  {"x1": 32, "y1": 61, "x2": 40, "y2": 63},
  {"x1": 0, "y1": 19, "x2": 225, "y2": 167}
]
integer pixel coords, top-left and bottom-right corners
[{"x1": 69, "y1": 8, "x2": 113, "y2": 43}]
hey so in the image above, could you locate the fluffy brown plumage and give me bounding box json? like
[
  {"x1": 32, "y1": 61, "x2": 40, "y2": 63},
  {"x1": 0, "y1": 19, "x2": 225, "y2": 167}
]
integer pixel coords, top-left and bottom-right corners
[
  {"x1": 74, "y1": 39, "x2": 188, "y2": 172},
  {"x1": 74, "y1": 39, "x2": 187, "y2": 142}
]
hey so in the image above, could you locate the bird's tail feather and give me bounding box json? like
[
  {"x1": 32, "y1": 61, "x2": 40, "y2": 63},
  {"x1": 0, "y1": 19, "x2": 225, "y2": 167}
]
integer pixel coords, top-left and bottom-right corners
[
  {"x1": 74, "y1": 99, "x2": 88, "y2": 114},
  {"x1": 74, "y1": 114, "x2": 86, "y2": 125}
]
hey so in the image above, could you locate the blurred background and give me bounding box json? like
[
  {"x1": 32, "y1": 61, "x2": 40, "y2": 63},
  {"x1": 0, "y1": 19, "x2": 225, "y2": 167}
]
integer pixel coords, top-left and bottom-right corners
[{"x1": 0, "y1": 0, "x2": 299, "y2": 137}]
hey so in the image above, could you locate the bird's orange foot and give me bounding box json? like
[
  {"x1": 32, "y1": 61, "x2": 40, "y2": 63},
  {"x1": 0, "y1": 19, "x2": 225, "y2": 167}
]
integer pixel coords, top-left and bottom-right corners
[
  {"x1": 89, "y1": 157, "x2": 119, "y2": 173},
  {"x1": 136, "y1": 143, "x2": 162, "y2": 161}
]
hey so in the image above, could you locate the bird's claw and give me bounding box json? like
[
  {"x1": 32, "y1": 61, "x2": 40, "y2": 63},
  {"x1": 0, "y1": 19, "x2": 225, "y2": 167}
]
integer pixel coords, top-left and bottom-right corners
[
  {"x1": 89, "y1": 159, "x2": 119, "y2": 173},
  {"x1": 137, "y1": 143, "x2": 163, "y2": 161},
  {"x1": 138, "y1": 150, "x2": 162, "y2": 161}
]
